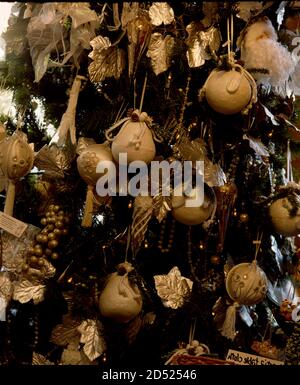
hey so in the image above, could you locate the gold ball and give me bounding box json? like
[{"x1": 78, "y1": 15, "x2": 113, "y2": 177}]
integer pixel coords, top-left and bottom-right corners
[
  {"x1": 28, "y1": 246, "x2": 35, "y2": 254},
  {"x1": 45, "y1": 248, "x2": 52, "y2": 256},
  {"x1": 58, "y1": 210, "x2": 64, "y2": 216},
  {"x1": 49, "y1": 217, "x2": 56, "y2": 224},
  {"x1": 53, "y1": 205, "x2": 60, "y2": 212},
  {"x1": 57, "y1": 215, "x2": 64, "y2": 222},
  {"x1": 211, "y1": 255, "x2": 221, "y2": 265},
  {"x1": 46, "y1": 224, "x2": 55, "y2": 231},
  {"x1": 48, "y1": 204, "x2": 55, "y2": 211},
  {"x1": 51, "y1": 252, "x2": 59, "y2": 260},
  {"x1": 48, "y1": 240, "x2": 58, "y2": 249},
  {"x1": 45, "y1": 211, "x2": 52, "y2": 217},
  {"x1": 30, "y1": 256, "x2": 38, "y2": 264},
  {"x1": 41, "y1": 218, "x2": 47, "y2": 226},
  {"x1": 54, "y1": 228, "x2": 62, "y2": 236},
  {"x1": 41, "y1": 228, "x2": 48, "y2": 234},
  {"x1": 33, "y1": 247, "x2": 43, "y2": 257},
  {"x1": 55, "y1": 221, "x2": 64, "y2": 229},
  {"x1": 37, "y1": 258, "x2": 45, "y2": 267},
  {"x1": 47, "y1": 232, "x2": 56, "y2": 241},
  {"x1": 239, "y1": 213, "x2": 249, "y2": 223},
  {"x1": 36, "y1": 234, "x2": 47, "y2": 243},
  {"x1": 22, "y1": 263, "x2": 29, "y2": 272}
]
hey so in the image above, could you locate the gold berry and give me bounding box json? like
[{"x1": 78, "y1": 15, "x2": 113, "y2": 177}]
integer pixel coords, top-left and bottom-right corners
[
  {"x1": 30, "y1": 256, "x2": 38, "y2": 264},
  {"x1": 47, "y1": 232, "x2": 56, "y2": 241},
  {"x1": 55, "y1": 221, "x2": 63, "y2": 229},
  {"x1": 48, "y1": 240, "x2": 58, "y2": 249},
  {"x1": 51, "y1": 252, "x2": 59, "y2": 260},
  {"x1": 37, "y1": 259, "x2": 45, "y2": 267},
  {"x1": 41, "y1": 218, "x2": 47, "y2": 226}
]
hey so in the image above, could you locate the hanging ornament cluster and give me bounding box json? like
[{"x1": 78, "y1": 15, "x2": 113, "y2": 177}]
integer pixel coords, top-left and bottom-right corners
[
  {"x1": 239, "y1": 17, "x2": 296, "y2": 87},
  {"x1": 98, "y1": 262, "x2": 143, "y2": 323},
  {"x1": 77, "y1": 138, "x2": 114, "y2": 227},
  {"x1": 0, "y1": 130, "x2": 34, "y2": 217},
  {"x1": 22, "y1": 204, "x2": 70, "y2": 276},
  {"x1": 220, "y1": 260, "x2": 267, "y2": 340},
  {"x1": 268, "y1": 182, "x2": 300, "y2": 237}
]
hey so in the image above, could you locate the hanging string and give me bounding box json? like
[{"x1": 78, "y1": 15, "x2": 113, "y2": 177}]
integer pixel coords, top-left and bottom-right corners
[
  {"x1": 125, "y1": 226, "x2": 131, "y2": 262},
  {"x1": 286, "y1": 139, "x2": 294, "y2": 183},
  {"x1": 188, "y1": 318, "x2": 197, "y2": 344},
  {"x1": 139, "y1": 73, "x2": 148, "y2": 112}
]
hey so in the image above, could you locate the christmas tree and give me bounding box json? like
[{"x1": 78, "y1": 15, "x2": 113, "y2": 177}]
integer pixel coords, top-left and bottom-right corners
[{"x1": 0, "y1": 1, "x2": 299, "y2": 368}]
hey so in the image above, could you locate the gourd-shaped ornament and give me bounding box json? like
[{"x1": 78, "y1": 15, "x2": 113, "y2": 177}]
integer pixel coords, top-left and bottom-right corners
[
  {"x1": 221, "y1": 261, "x2": 267, "y2": 340},
  {"x1": 77, "y1": 138, "x2": 113, "y2": 227},
  {"x1": 199, "y1": 62, "x2": 257, "y2": 115},
  {"x1": 0, "y1": 131, "x2": 34, "y2": 216},
  {"x1": 99, "y1": 262, "x2": 143, "y2": 323},
  {"x1": 105, "y1": 109, "x2": 156, "y2": 164},
  {"x1": 171, "y1": 185, "x2": 216, "y2": 226}
]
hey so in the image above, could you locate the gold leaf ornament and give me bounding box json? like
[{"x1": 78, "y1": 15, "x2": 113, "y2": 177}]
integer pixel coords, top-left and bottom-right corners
[
  {"x1": 13, "y1": 279, "x2": 46, "y2": 305},
  {"x1": 149, "y1": 2, "x2": 175, "y2": 26},
  {"x1": 186, "y1": 23, "x2": 221, "y2": 68},
  {"x1": 51, "y1": 314, "x2": 82, "y2": 346},
  {"x1": 77, "y1": 319, "x2": 106, "y2": 361},
  {"x1": 154, "y1": 266, "x2": 193, "y2": 309},
  {"x1": 32, "y1": 352, "x2": 54, "y2": 365},
  {"x1": 88, "y1": 36, "x2": 126, "y2": 83},
  {"x1": 147, "y1": 33, "x2": 175, "y2": 75}
]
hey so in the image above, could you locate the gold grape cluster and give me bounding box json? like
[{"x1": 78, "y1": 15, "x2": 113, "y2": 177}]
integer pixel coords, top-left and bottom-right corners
[{"x1": 23, "y1": 204, "x2": 70, "y2": 272}]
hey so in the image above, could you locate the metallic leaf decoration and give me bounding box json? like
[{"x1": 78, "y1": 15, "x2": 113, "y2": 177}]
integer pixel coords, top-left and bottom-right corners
[
  {"x1": 267, "y1": 277, "x2": 296, "y2": 306},
  {"x1": 34, "y1": 144, "x2": 73, "y2": 180},
  {"x1": 0, "y1": 272, "x2": 13, "y2": 301},
  {"x1": 186, "y1": 23, "x2": 220, "y2": 68},
  {"x1": 176, "y1": 137, "x2": 207, "y2": 162},
  {"x1": 13, "y1": 279, "x2": 45, "y2": 304},
  {"x1": 32, "y1": 352, "x2": 54, "y2": 365},
  {"x1": 88, "y1": 36, "x2": 125, "y2": 83},
  {"x1": 243, "y1": 135, "x2": 269, "y2": 158},
  {"x1": 2, "y1": 224, "x2": 40, "y2": 274},
  {"x1": 236, "y1": 2, "x2": 264, "y2": 22},
  {"x1": 77, "y1": 319, "x2": 106, "y2": 361},
  {"x1": 40, "y1": 259, "x2": 56, "y2": 279},
  {"x1": 147, "y1": 33, "x2": 175, "y2": 75},
  {"x1": 154, "y1": 266, "x2": 193, "y2": 309},
  {"x1": 149, "y1": 2, "x2": 174, "y2": 26},
  {"x1": 51, "y1": 314, "x2": 82, "y2": 346},
  {"x1": 131, "y1": 195, "x2": 153, "y2": 256},
  {"x1": 204, "y1": 160, "x2": 226, "y2": 187}
]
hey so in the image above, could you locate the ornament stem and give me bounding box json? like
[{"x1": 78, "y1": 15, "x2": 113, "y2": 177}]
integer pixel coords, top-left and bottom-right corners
[
  {"x1": 81, "y1": 185, "x2": 94, "y2": 227},
  {"x1": 139, "y1": 73, "x2": 148, "y2": 112},
  {"x1": 4, "y1": 181, "x2": 15, "y2": 217}
]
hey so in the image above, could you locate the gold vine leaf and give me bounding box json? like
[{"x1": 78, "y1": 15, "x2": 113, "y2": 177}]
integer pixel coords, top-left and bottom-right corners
[
  {"x1": 13, "y1": 279, "x2": 45, "y2": 305},
  {"x1": 88, "y1": 36, "x2": 125, "y2": 83},
  {"x1": 51, "y1": 314, "x2": 82, "y2": 346},
  {"x1": 77, "y1": 319, "x2": 106, "y2": 361},
  {"x1": 146, "y1": 33, "x2": 175, "y2": 75}
]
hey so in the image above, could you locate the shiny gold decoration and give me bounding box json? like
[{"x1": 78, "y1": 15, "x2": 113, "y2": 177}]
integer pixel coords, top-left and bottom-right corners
[
  {"x1": 239, "y1": 212, "x2": 249, "y2": 223},
  {"x1": 0, "y1": 272, "x2": 13, "y2": 321},
  {"x1": 51, "y1": 314, "x2": 82, "y2": 346},
  {"x1": 186, "y1": 23, "x2": 221, "y2": 68},
  {"x1": 88, "y1": 35, "x2": 126, "y2": 83},
  {"x1": 127, "y1": 10, "x2": 152, "y2": 78},
  {"x1": 13, "y1": 278, "x2": 46, "y2": 304},
  {"x1": 32, "y1": 352, "x2": 54, "y2": 365},
  {"x1": 146, "y1": 33, "x2": 175, "y2": 75},
  {"x1": 149, "y1": 2, "x2": 175, "y2": 26},
  {"x1": 77, "y1": 319, "x2": 106, "y2": 362},
  {"x1": 154, "y1": 266, "x2": 193, "y2": 309},
  {"x1": 131, "y1": 195, "x2": 153, "y2": 257},
  {"x1": 34, "y1": 143, "x2": 74, "y2": 180},
  {"x1": 0, "y1": 131, "x2": 34, "y2": 216}
]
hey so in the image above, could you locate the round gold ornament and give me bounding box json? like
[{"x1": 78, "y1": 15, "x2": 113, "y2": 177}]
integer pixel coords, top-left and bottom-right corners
[
  {"x1": 225, "y1": 261, "x2": 267, "y2": 305},
  {"x1": 106, "y1": 109, "x2": 156, "y2": 165},
  {"x1": 269, "y1": 196, "x2": 300, "y2": 237},
  {"x1": 200, "y1": 65, "x2": 257, "y2": 115},
  {"x1": 171, "y1": 186, "x2": 215, "y2": 226},
  {"x1": 0, "y1": 131, "x2": 34, "y2": 216}
]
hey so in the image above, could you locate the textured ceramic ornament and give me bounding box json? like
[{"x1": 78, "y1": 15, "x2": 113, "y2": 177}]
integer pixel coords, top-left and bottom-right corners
[
  {"x1": 0, "y1": 131, "x2": 34, "y2": 216},
  {"x1": 98, "y1": 262, "x2": 143, "y2": 323}
]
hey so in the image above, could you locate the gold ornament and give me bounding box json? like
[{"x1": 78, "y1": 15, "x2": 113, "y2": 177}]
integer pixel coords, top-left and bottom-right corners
[
  {"x1": 105, "y1": 109, "x2": 156, "y2": 165},
  {"x1": 77, "y1": 319, "x2": 106, "y2": 362},
  {"x1": 99, "y1": 262, "x2": 143, "y2": 323},
  {"x1": 146, "y1": 33, "x2": 175, "y2": 75},
  {"x1": 154, "y1": 266, "x2": 193, "y2": 309},
  {"x1": 239, "y1": 212, "x2": 249, "y2": 223},
  {"x1": 149, "y1": 2, "x2": 175, "y2": 26},
  {"x1": 131, "y1": 195, "x2": 153, "y2": 257},
  {"x1": 88, "y1": 36, "x2": 126, "y2": 83},
  {"x1": 0, "y1": 131, "x2": 34, "y2": 217},
  {"x1": 200, "y1": 65, "x2": 257, "y2": 115}
]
